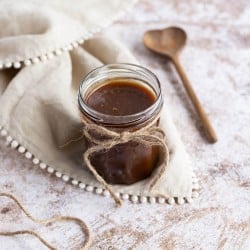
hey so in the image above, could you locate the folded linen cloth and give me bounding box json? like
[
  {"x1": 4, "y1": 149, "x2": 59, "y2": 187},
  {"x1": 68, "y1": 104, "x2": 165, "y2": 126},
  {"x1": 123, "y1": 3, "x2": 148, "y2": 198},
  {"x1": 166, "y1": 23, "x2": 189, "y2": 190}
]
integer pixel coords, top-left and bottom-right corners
[
  {"x1": 0, "y1": 0, "x2": 196, "y2": 204},
  {"x1": 0, "y1": 0, "x2": 136, "y2": 68}
]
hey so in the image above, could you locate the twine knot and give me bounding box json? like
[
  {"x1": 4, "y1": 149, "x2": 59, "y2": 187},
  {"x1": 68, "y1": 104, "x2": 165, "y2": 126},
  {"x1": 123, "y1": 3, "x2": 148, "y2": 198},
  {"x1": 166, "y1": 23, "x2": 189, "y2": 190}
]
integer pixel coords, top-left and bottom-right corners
[{"x1": 120, "y1": 131, "x2": 130, "y2": 140}]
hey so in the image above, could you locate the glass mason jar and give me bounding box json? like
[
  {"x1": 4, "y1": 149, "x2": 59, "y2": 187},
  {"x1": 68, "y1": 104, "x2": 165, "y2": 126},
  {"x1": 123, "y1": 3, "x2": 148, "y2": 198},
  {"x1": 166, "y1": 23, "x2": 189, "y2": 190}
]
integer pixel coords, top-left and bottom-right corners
[{"x1": 78, "y1": 63, "x2": 163, "y2": 185}]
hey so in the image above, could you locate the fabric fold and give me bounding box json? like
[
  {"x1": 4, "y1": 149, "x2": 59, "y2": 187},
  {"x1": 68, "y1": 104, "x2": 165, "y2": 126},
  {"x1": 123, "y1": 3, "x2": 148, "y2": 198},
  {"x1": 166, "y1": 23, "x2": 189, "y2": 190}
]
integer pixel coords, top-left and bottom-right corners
[{"x1": 0, "y1": 0, "x2": 136, "y2": 67}]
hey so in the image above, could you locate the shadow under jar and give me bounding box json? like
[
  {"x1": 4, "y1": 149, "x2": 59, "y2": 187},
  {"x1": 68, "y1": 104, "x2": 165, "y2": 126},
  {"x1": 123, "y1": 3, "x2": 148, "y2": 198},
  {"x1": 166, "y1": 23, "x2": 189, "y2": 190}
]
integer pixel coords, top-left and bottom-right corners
[{"x1": 78, "y1": 63, "x2": 163, "y2": 185}]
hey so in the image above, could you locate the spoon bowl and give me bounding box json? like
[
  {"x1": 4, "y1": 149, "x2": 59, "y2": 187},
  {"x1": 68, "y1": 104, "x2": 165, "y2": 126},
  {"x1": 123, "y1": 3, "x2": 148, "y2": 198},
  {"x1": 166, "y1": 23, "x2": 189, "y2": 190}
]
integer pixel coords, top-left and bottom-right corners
[
  {"x1": 143, "y1": 27, "x2": 187, "y2": 58},
  {"x1": 143, "y1": 26, "x2": 217, "y2": 143}
]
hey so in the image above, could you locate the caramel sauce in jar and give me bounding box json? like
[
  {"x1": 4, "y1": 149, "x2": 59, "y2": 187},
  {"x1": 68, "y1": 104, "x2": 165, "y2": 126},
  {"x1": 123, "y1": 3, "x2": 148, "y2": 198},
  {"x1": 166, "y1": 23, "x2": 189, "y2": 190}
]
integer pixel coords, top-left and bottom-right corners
[
  {"x1": 78, "y1": 64, "x2": 163, "y2": 185},
  {"x1": 86, "y1": 80, "x2": 156, "y2": 116}
]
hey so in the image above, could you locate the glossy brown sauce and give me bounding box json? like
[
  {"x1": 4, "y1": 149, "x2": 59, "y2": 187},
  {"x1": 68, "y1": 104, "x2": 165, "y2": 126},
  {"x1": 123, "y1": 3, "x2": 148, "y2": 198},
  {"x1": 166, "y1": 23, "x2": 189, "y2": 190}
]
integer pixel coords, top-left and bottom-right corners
[
  {"x1": 86, "y1": 80, "x2": 156, "y2": 115},
  {"x1": 85, "y1": 79, "x2": 159, "y2": 185}
]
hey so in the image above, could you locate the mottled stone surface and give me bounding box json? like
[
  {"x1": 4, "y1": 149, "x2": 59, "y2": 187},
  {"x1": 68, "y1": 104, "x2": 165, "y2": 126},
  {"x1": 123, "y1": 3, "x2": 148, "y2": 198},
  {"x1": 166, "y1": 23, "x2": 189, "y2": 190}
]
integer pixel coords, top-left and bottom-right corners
[{"x1": 0, "y1": 0, "x2": 250, "y2": 249}]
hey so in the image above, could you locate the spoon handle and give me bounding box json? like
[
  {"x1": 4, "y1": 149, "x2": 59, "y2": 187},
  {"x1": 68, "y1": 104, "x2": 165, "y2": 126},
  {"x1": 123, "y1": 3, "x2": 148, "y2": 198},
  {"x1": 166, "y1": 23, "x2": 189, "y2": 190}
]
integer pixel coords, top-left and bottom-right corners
[{"x1": 172, "y1": 56, "x2": 218, "y2": 143}]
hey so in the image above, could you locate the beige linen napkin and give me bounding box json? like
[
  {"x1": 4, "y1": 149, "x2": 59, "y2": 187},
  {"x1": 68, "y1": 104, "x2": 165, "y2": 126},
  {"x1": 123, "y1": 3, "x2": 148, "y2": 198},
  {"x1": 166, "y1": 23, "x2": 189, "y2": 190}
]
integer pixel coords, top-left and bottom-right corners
[
  {"x1": 0, "y1": 0, "x2": 136, "y2": 68},
  {"x1": 0, "y1": 0, "x2": 197, "y2": 204}
]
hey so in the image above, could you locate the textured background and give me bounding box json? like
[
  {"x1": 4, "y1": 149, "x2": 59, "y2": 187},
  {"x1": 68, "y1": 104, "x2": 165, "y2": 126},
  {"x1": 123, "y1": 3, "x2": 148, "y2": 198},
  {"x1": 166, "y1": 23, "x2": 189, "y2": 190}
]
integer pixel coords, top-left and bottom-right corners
[{"x1": 0, "y1": 0, "x2": 250, "y2": 249}]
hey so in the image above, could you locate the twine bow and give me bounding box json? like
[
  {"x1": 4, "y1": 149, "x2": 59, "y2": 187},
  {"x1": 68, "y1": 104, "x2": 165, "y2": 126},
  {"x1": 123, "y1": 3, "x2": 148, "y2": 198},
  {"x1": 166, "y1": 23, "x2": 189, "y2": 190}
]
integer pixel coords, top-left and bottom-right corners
[{"x1": 82, "y1": 120, "x2": 169, "y2": 206}]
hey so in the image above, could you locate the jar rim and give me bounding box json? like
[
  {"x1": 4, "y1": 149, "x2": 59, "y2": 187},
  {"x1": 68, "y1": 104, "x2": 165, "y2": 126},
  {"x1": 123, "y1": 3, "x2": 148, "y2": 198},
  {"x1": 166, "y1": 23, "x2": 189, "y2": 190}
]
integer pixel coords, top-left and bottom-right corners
[{"x1": 78, "y1": 63, "x2": 163, "y2": 127}]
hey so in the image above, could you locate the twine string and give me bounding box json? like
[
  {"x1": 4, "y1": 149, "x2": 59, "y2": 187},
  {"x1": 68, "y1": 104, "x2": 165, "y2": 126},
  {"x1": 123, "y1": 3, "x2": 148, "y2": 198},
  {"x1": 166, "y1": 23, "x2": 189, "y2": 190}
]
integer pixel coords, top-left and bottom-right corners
[
  {"x1": 82, "y1": 116, "x2": 169, "y2": 206},
  {"x1": 60, "y1": 133, "x2": 85, "y2": 149},
  {"x1": 0, "y1": 192, "x2": 92, "y2": 250}
]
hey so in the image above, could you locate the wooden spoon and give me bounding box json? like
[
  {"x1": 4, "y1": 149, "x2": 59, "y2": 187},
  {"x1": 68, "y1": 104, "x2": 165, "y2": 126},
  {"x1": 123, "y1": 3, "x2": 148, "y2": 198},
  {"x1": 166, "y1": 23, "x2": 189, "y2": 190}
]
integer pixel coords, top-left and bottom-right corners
[{"x1": 143, "y1": 27, "x2": 217, "y2": 143}]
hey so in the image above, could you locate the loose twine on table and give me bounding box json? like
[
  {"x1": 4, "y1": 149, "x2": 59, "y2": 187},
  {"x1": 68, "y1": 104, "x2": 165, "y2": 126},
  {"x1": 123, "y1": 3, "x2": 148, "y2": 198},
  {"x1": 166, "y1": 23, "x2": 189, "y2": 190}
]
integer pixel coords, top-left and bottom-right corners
[
  {"x1": 82, "y1": 115, "x2": 170, "y2": 206},
  {"x1": 0, "y1": 192, "x2": 92, "y2": 250}
]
